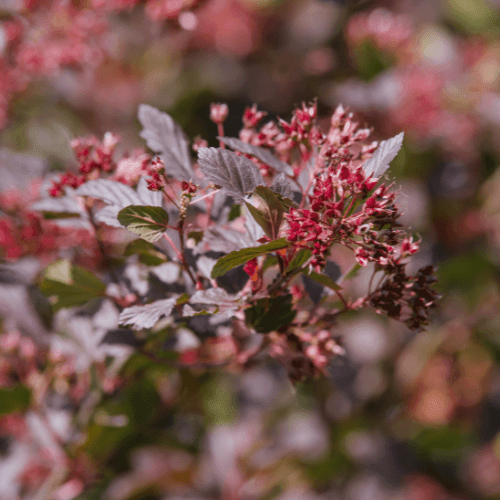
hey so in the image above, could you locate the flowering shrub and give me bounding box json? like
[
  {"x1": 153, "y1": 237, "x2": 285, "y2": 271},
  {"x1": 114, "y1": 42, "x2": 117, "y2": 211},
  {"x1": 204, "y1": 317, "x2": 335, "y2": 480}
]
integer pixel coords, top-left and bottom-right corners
[{"x1": 21, "y1": 101, "x2": 438, "y2": 386}]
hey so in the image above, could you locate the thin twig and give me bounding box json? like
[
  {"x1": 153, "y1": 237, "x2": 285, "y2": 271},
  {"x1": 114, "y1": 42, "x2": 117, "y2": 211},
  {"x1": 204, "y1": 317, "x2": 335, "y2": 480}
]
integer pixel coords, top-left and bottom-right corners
[{"x1": 162, "y1": 231, "x2": 183, "y2": 261}]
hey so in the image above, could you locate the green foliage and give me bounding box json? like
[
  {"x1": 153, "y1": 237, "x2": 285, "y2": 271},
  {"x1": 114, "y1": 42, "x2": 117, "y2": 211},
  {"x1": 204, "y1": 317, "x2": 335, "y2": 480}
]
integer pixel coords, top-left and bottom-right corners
[
  {"x1": 0, "y1": 385, "x2": 31, "y2": 415},
  {"x1": 303, "y1": 269, "x2": 341, "y2": 291},
  {"x1": 202, "y1": 376, "x2": 236, "y2": 424},
  {"x1": 340, "y1": 263, "x2": 362, "y2": 282},
  {"x1": 211, "y1": 238, "x2": 290, "y2": 278},
  {"x1": 244, "y1": 294, "x2": 296, "y2": 333},
  {"x1": 352, "y1": 40, "x2": 392, "y2": 81},
  {"x1": 446, "y1": 0, "x2": 499, "y2": 33},
  {"x1": 118, "y1": 205, "x2": 170, "y2": 243},
  {"x1": 227, "y1": 204, "x2": 241, "y2": 221},
  {"x1": 414, "y1": 426, "x2": 476, "y2": 461},
  {"x1": 125, "y1": 239, "x2": 168, "y2": 266},
  {"x1": 40, "y1": 260, "x2": 106, "y2": 311},
  {"x1": 245, "y1": 186, "x2": 284, "y2": 239},
  {"x1": 285, "y1": 249, "x2": 312, "y2": 274}
]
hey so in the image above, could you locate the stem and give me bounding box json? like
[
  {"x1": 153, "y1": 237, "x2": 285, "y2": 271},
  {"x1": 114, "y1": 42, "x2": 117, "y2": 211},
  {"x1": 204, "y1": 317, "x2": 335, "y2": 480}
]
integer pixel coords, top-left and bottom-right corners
[
  {"x1": 178, "y1": 217, "x2": 197, "y2": 286},
  {"x1": 344, "y1": 194, "x2": 358, "y2": 218},
  {"x1": 277, "y1": 253, "x2": 284, "y2": 274},
  {"x1": 333, "y1": 288, "x2": 349, "y2": 308},
  {"x1": 162, "y1": 189, "x2": 180, "y2": 209},
  {"x1": 163, "y1": 176, "x2": 181, "y2": 207},
  {"x1": 267, "y1": 262, "x2": 308, "y2": 296},
  {"x1": 218, "y1": 123, "x2": 225, "y2": 148},
  {"x1": 162, "y1": 231, "x2": 183, "y2": 261},
  {"x1": 188, "y1": 188, "x2": 220, "y2": 205}
]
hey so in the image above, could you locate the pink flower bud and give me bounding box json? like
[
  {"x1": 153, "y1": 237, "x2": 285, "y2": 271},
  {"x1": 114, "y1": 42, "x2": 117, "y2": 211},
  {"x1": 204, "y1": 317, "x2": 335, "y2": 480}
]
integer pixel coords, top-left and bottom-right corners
[{"x1": 210, "y1": 103, "x2": 229, "y2": 124}]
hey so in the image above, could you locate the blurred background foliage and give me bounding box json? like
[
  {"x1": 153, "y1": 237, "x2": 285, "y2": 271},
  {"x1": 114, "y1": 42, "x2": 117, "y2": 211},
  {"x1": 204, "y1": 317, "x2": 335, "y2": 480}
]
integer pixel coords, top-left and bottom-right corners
[{"x1": 3, "y1": 0, "x2": 500, "y2": 499}]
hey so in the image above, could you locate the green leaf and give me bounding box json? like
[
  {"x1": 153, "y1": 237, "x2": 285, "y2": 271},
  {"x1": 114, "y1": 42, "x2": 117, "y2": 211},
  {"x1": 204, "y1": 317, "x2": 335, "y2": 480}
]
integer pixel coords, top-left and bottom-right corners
[
  {"x1": 211, "y1": 238, "x2": 290, "y2": 279},
  {"x1": 71, "y1": 266, "x2": 107, "y2": 294},
  {"x1": 245, "y1": 185, "x2": 284, "y2": 239},
  {"x1": 286, "y1": 249, "x2": 312, "y2": 274},
  {"x1": 187, "y1": 231, "x2": 204, "y2": 245},
  {"x1": 228, "y1": 204, "x2": 241, "y2": 221},
  {"x1": 340, "y1": 263, "x2": 362, "y2": 283},
  {"x1": 40, "y1": 262, "x2": 106, "y2": 311},
  {"x1": 262, "y1": 255, "x2": 279, "y2": 273},
  {"x1": 124, "y1": 239, "x2": 167, "y2": 266},
  {"x1": 117, "y1": 205, "x2": 169, "y2": 243},
  {"x1": 0, "y1": 385, "x2": 31, "y2": 415},
  {"x1": 41, "y1": 211, "x2": 81, "y2": 220},
  {"x1": 303, "y1": 270, "x2": 341, "y2": 291},
  {"x1": 245, "y1": 294, "x2": 296, "y2": 333}
]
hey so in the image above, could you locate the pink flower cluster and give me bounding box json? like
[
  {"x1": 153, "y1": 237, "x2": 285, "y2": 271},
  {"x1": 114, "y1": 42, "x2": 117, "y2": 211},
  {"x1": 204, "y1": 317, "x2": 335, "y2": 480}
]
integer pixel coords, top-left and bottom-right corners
[
  {"x1": 50, "y1": 132, "x2": 152, "y2": 196},
  {"x1": 0, "y1": 1, "x2": 109, "y2": 129},
  {"x1": 343, "y1": 8, "x2": 500, "y2": 156},
  {"x1": 269, "y1": 328, "x2": 345, "y2": 381},
  {"x1": 346, "y1": 8, "x2": 413, "y2": 53},
  {"x1": 228, "y1": 102, "x2": 437, "y2": 332},
  {"x1": 91, "y1": 0, "x2": 200, "y2": 21}
]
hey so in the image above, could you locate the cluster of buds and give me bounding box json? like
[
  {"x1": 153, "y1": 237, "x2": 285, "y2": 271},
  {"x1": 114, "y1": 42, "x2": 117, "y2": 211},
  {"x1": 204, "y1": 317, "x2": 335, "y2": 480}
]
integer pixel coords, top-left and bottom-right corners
[
  {"x1": 278, "y1": 101, "x2": 323, "y2": 148},
  {"x1": 180, "y1": 180, "x2": 198, "y2": 217},
  {"x1": 268, "y1": 329, "x2": 344, "y2": 382},
  {"x1": 370, "y1": 264, "x2": 439, "y2": 331},
  {"x1": 49, "y1": 172, "x2": 85, "y2": 197},
  {"x1": 284, "y1": 108, "x2": 383, "y2": 270},
  {"x1": 303, "y1": 329, "x2": 345, "y2": 373},
  {"x1": 0, "y1": 182, "x2": 99, "y2": 264},
  {"x1": 71, "y1": 132, "x2": 120, "y2": 174},
  {"x1": 50, "y1": 133, "x2": 121, "y2": 197},
  {"x1": 146, "y1": 157, "x2": 167, "y2": 191}
]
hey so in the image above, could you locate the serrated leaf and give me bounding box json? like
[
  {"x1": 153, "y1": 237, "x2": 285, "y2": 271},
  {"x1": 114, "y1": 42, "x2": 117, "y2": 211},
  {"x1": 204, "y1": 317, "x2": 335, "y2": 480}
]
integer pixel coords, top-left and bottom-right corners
[
  {"x1": 183, "y1": 304, "x2": 212, "y2": 317},
  {"x1": 119, "y1": 296, "x2": 179, "y2": 330},
  {"x1": 190, "y1": 288, "x2": 240, "y2": 323},
  {"x1": 363, "y1": 132, "x2": 404, "y2": 178},
  {"x1": 302, "y1": 270, "x2": 341, "y2": 291},
  {"x1": 211, "y1": 238, "x2": 290, "y2": 279},
  {"x1": 218, "y1": 136, "x2": 293, "y2": 175},
  {"x1": 198, "y1": 147, "x2": 265, "y2": 202},
  {"x1": 244, "y1": 294, "x2": 296, "y2": 333},
  {"x1": 245, "y1": 185, "x2": 284, "y2": 239},
  {"x1": 270, "y1": 172, "x2": 294, "y2": 200},
  {"x1": 190, "y1": 287, "x2": 236, "y2": 306},
  {"x1": 75, "y1": 178, "x2": 163, "y2": 228},
  {"x1": 138, "y1": 104, "x2": 193, "y2": 180},
  {"x1": 117, "y1": 205, "x2": 169, "y2": 243},
  {"x1": 76, "y1": 179, "x2": 141, "y2": 207},
  {"x1": 124, "y1": 239, "x2": 167, "y2": 266}
]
